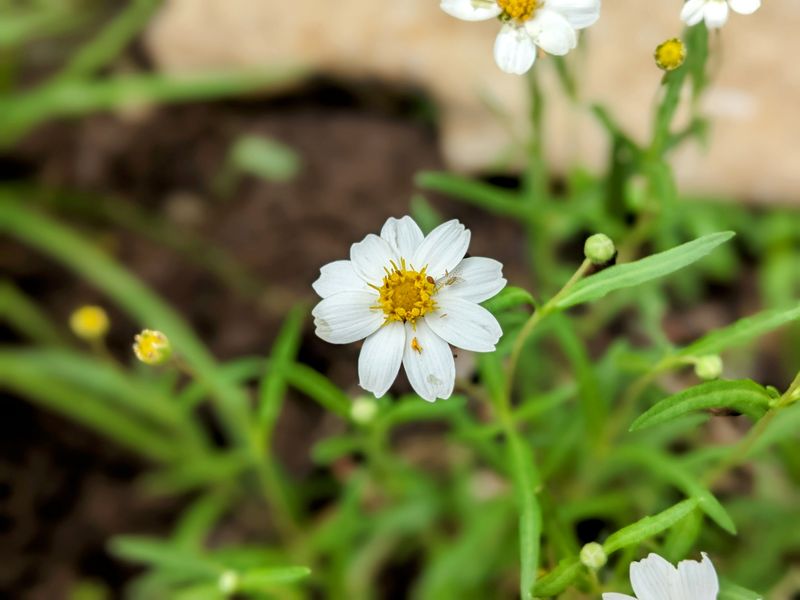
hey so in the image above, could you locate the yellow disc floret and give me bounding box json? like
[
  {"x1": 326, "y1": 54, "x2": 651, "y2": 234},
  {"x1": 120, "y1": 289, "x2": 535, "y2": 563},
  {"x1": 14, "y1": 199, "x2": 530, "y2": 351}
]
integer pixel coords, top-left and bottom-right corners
[
  {"x1": 497, "y1": 0, "x2": 538, "y2": 22},
  {"x1": 70, "y1": 305, "x2": 110, "y2": 340},
  {"x1": 654, "y1": 38, "x2": 686, "y2": 72},
  {"x1": 133, "y1": 329, "x2": 172, "y2": 365},
  {"x1": 374, "y1": 259, "x2": 437, "y2": 325}
]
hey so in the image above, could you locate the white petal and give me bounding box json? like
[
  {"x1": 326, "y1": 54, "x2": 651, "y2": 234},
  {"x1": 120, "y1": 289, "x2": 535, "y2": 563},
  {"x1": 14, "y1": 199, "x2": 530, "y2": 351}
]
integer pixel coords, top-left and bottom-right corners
[
  {"x1": 630, "y1": 553, "x2": 677, "y2": 600},
  {"x1": 427, "y1": 296, "x2": 502, "y2": 352},
  {"x1": 728, "y1": 0, "x2": 760, "y2": 14},
  {"x1": 412, "y1": 219, "x2": 471, "y2": 279},
  {"x1": 440, "y1": 0, "x2": 502, "y2": 21},
  {"x1": 312, "y1": 291, "x2": 383, "y2": 344},
  {"x1": 380, "y1": 216, "x2": 424, "y2": 258},
  {"x1": 675, "y1": 553, "x2": 719, "y2": 600},
  {"x1": 704, "y1": 0, "x2": 729, "y2": 28},
  {"x1": 602, "y1": 595, "x2": 637, "y2": 600},
  {"x1": 350, "y1": 233, "x2": 398, "y2": 286},
  {"x1": 545, "y1": 0, "x2": 601, "y2": 29},
  {"x1": 493, "y1": 24, "x2": 537, "y2": 75},
  {"x1": 526, "y1": 8, "x2": 577, "y2": 56},
  {"x1": 312, "y1": 260, "x2": 368, "y2": 298},
  {"x1": 437, "y1": 257, "x2": 506, "y2": 303},
  {"x1": 681, "y1": 0, "x2": 707, "y2": 25},
  {"x1": 402, "y1": 320, "x2": 455, "y2": 402},
  {"x1": 358, "y1": 322, "x2": 405, "y2": 397}
]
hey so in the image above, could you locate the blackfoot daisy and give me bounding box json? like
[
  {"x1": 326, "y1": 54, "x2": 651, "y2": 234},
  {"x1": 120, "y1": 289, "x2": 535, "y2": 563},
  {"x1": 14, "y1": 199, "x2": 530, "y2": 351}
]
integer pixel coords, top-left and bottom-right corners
[
  {"x1": 440, "y1": 0, "x2": 601, "y2": 74},
  {"x1": 681, "y1": 0, "x2": 761, "y2": 29},
  {"x1": 312, "y1": 216, "x2": 506, "y2": 402},
  {"x1": 603, "y1": 552, "x2": 721, "y2": 600}
]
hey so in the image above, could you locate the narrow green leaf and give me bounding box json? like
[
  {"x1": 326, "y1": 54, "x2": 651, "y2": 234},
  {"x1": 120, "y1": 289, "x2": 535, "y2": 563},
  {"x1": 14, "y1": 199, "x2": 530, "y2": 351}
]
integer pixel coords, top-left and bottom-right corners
[
  {"x1": 508, "y1": 430, "x2": 542, "y2": 600},
  {"x1": 677, "y1": 304, "x2": 800, "y2": 357},
  {"x1": 109, "y1": 536, "x2": 223, "y2": 579},
  {"x1": 483, "y1": 286, "x2": 535, "y2": 315},
  {"x1": 630, "y1": 379, "x2": 771, "y2": 431},
  {"x1": 602, "y1": 498, "x2": 699, "y2": 554},
  {"x1": 610, "y1": 447, "x2": 736, "y2": 534},
  {"x1": 719, "y1": 578, "x2": 764, "y2": 600},
  {"x1": 0, "y1": 280, "x2": 68, "y2": 345},
  {"x1": 258, "y1": 306, "x2": 306, "y2": 432},
  {"x1": 238, "y1": 566, "x2": 312, "y2": 589},
  {"x1": 228, "y1": 135, "x2": 301, "y2": 183},
  {"x1": 285, "y1": 362, "x2": 350, "y2": 417},
  {"x1": 415, "y1": 171, "x2": 528, "y2": 219},
  {"x1": 531, "y1": 558, "x2": 582, "y2": 597},
  {"x1": 555, "y1": 232, "x2": 735, "y2": 309}
]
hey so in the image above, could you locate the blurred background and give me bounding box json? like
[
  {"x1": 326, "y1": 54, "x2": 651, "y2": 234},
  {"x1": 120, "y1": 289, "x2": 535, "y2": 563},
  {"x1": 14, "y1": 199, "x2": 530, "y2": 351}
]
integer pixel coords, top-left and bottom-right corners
[{"x1": 1, "y1": 0, "x2": 799, "y2": 598}]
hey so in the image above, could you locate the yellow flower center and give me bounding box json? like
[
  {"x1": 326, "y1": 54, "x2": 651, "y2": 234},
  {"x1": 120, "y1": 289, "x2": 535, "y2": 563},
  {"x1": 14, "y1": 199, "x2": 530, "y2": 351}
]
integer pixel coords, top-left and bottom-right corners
[
  {"x1": 133, "y1": 329, "x2": 172, "y2": 365},
  {"x1": 497, "y1": 0, "x2": 538, "y2": 22},
  {"x1": 70, "y1": 305, "x2": 109, "y2": 340},
  {"x1": 654, "y1": 38, "x2": 686, "y2": 72},
  {"x1": 374, "y1": 259, "x2": 437, "y2": 325}
]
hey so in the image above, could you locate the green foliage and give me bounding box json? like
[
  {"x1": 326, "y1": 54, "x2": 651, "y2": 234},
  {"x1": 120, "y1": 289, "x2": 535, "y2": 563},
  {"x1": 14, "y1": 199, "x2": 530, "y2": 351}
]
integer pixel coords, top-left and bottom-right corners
[{"x1": 1, "y1": 8, "x2": 796, "y2": 600}]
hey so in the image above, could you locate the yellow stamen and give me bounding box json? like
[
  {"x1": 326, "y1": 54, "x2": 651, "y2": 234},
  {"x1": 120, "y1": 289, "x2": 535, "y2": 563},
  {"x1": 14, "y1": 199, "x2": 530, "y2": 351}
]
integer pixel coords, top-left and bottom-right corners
[
  {"x1": 69, "y1": 305, "x2": 109, "y2": 340},
  {"x1": 411, "y1": 337, "x2": 423, "y2": 354},
  {"x1": 654, "y1": 38, "x2": 686, "y2": 72},
  {"x1": 497, "y1": 0, "x2": 538, "y2": 22},
  {"x1": 133, "y1": 329, "x2": 172, "y2": 365},
  {"x1": 375, "y1": 258, "x2": 437, "y2": 326}
]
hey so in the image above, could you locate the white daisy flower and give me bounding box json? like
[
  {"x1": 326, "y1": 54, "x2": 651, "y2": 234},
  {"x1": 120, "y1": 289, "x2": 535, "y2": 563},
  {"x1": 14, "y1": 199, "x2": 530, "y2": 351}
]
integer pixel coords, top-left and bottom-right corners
[
  {"x1": 440, "y1": 0, "x2": 601, "y2": 75},
  {"x1": 603, "y1": 552, "x2": 720, "y2": 600},
  {"x1": 312, "y1": 216, "x2": 506, "y2": 402},
  {"x1": 680, "y1": 0, "x2": 761, "y2": 29}
]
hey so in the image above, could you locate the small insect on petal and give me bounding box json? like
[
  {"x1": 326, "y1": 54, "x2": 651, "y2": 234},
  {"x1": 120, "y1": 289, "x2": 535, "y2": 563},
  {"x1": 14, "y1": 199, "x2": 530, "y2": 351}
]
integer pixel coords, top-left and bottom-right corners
[{"x1": 411, "y1": 337, "x2": 423, "y2": 354}]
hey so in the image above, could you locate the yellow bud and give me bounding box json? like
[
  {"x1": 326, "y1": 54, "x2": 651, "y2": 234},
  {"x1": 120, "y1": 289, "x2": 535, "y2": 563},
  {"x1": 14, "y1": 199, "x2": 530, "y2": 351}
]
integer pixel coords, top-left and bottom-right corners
[
  {"x1": 69, "y1": 305, "x2": 110, "y2": 340},
  {"x1": 655, "y1": 38, "x2": 687, "y2": 72},
  {"x1": 133, "y1": 329, "x2": 172, "y2": 365}
]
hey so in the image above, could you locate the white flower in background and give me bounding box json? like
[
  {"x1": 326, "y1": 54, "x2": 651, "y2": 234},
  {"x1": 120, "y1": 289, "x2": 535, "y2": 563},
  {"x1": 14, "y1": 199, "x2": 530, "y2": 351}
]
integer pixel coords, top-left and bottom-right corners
[
  {"x1": 440, "y1": 0, "x2": 601, "y2": 75},
  {"x1": 681, "y1": 0, "x2": 761, "y2": 29},
  {"x1": 603, "y1": 553, "x2": 720, "y2": 600},
  {"x1": 312, "y1": 216, "x2": 505, "y2": 402}
]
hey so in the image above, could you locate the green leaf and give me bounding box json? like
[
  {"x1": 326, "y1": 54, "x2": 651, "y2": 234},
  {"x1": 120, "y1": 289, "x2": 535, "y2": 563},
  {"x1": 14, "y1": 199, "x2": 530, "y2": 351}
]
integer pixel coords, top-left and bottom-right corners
[
  {"x1": 507, "y1": 429, "x2": 542, "y2": 600},
  {"x1": 602, "y1": 498, "x2": 699, "y2": 554},
  {"x1": 555, "y1": 232, "x2": 735, "y2": 309},
  {"x1": 285, "y1": 362, "x2": 351, "y2": 417},
  {"x1": 630, "y1": 379, "x2": 772, "y2": 431},
  {"x1": 483, "y1": 286, "x2": 536, "y2": 315},
  {"x1": 258, "y1": 306, "x2": 306, "y2": 432},
  {"x1": 415, "y1": 171, "x2": 528, "y2": 219},
  {"x1": 610, "y1": 446, "x2": 736, "y2": 534},
  {"x1": 109, "y1": 536, "x2": 223, "y2": 580},
  {"x1": 677, "y1": 304, "x2": 800, "y2": 357},
  {"x1": 719, "y1": 578, "x2": 764, "y2": 600},
  {"x1": 238, "y1": 566, "x2": 312, "y2": 590},
  {"x1": 531, "y1": 558, "x2": 582, "y2": 597},
  {"x1": 227, "y1": 135, "x2": 301, "y2": 183}
]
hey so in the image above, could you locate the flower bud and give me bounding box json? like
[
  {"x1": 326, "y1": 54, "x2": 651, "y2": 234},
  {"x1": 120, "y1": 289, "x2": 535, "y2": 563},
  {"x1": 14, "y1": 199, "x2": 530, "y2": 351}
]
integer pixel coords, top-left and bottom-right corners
[
  {"x1": 584, "y1": 234, "x2": 616, "y2": 265},
  {"x1": 69, "y1": 305, "x2": 110, "y2": 340},
  {"x1": 579, "y1": 542, "x2": 607, "y2": 570},
  {"x1": 218, "y1": 570, "x2": 238, "y2": 594},
  {"x1": 133, "y1": 329, "x2": 172, "y2": 365},
  {"x1": 350, "y1": 396, "x2": 379, "y2": 425},
  {"x1": 655, "y1": 38, "x2": 686, "y2": 72},
  {"x1": 694, "y1": 355, "x2": 723, "y2": 380}
]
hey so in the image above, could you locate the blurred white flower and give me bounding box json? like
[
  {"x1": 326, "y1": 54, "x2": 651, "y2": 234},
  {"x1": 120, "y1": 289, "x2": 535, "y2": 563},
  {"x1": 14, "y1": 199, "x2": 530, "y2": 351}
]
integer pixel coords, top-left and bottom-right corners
[
  {"x1": 312, "y1": 216, "x2": 505, "y2": 402},
  {"x1": 681, "y1": 0, "x2": 761, "y2": 29},
  {"x1": 603, "y1": 552, "x2": 720, "y2": 600},
  {"x1": 440, "y1": 0, "x2": 601, "y2": 74}
]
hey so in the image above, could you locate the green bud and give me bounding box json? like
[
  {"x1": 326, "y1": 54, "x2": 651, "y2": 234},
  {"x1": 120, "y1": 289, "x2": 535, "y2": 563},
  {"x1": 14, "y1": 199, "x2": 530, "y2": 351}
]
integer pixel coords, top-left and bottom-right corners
[
  {"x1": 350, "y1": 396, "x2": 379, "y2": 425},
  {"x1": 694, "y1": 355, "x2": 723, "y2": 380},
  {"x1": 584, "y1": 234, "x2": 616, "y2": 265},
  {"x1": 218, "y1": 571, "x2": 238, "y2": 594},
  {"x1": 579, "y1": 542, "x2": 607, "y2": 570}
]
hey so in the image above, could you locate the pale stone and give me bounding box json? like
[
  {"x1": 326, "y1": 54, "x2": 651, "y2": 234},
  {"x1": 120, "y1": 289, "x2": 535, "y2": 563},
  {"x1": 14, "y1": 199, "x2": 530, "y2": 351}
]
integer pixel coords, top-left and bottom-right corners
[{"x1": 145, "y1": 0, "x2": 800, "y2": 204}]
